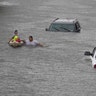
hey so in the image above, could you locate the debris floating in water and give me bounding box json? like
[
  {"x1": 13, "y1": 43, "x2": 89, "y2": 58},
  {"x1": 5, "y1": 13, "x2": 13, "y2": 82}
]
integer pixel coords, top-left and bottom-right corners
[{"x1": 0, "y1": 1, "x2": 18, "y2": 6}]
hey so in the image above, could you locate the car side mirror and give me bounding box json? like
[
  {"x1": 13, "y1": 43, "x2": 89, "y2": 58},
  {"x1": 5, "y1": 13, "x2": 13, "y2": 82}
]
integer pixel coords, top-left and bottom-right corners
[
  {"x1": 84, "y1": 51, "x2": 93, "y2": 56},
  {"x1": 45, "y1": 28, "x2": 49, "y2": 31}
]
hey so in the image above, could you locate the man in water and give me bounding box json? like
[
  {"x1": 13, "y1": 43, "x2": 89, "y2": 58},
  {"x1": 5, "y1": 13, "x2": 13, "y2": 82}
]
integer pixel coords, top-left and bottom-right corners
[{"x1": 23, "y1": 36, "x2": 43, "y2": 47}]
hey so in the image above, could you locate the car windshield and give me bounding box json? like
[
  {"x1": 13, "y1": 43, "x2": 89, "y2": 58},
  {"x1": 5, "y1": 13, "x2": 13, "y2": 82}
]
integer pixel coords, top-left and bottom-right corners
[{"x1": 49, "y1": 23, "x2": 75, "y2": 32}]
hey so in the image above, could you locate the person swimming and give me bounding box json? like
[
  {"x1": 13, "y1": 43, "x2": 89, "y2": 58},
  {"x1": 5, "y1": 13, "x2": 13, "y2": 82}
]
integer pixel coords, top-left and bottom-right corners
[{"x1": 23, "y1": 36, "x2": 43, "y2": 47}]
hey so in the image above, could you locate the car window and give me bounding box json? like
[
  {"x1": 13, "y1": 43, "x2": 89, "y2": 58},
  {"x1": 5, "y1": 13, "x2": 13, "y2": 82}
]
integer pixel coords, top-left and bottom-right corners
[
  {"x1": 92, "y1": 47, "x2": 96, "y2": 57},
  {"x1": 49, "y1": 23, "x2": 75, "y2": 32}
]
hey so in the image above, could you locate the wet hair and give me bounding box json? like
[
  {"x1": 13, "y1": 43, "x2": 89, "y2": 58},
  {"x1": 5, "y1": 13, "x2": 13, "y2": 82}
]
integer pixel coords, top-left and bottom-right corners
[
  {"x1": 29, "y1": 36, "x2": 33, "y2": 39},
  {"x1": 14, "y1": 30, "x2": 18, "y2": 32}
]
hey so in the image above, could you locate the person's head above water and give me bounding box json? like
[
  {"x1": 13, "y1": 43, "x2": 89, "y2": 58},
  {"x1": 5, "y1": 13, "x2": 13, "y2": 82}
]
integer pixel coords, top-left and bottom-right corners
[
  {"x1": 29, "y1": 36, "x2": 33, "y2": 42},
  {"x1": 14, "y1": 30, "x2": 18, "y2": 35}
]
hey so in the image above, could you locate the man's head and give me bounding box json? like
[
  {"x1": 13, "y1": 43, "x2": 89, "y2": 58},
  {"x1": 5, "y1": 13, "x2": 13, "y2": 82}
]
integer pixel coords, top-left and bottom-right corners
[
  {"x1": 29, "y1": 36, "x2": 33, "y2": 42},
  {"x1": 14, "y1": 30, "x2": 18, "y2": 35}
]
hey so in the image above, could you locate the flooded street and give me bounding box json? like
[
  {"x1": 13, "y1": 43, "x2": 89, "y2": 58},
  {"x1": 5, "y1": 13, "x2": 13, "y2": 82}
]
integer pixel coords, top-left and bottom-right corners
[{"x1": 0, "y1": 0, "x2": 96, "y2": 96}]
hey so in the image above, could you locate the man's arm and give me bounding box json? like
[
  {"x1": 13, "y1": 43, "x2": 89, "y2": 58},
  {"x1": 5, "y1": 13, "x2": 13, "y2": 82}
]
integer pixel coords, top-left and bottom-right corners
[{"x1": 38, "y1": 43, "x2": 43, "y2": 47}]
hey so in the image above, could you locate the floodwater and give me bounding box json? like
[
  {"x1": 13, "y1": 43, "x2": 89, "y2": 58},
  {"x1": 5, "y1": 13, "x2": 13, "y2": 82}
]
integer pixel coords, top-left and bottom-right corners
[{"x1": 0, "y1": 0, "x2": 96, "y2": 96}]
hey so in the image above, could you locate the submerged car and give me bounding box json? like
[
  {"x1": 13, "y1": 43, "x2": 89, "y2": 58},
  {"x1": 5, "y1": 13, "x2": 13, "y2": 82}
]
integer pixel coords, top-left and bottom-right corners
[
  {"x1": 46, "y1": 18, "x2": 81, "y2": 32},
  {"x1": 84, "y1": 47, "x2": 96, "y2": 68}
]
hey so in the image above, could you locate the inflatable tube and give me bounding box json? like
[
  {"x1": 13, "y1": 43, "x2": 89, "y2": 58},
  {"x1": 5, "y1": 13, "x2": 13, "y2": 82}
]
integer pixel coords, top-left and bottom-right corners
[{"x1": 9, "y1": 40, "x2": 24, "y2": 48}]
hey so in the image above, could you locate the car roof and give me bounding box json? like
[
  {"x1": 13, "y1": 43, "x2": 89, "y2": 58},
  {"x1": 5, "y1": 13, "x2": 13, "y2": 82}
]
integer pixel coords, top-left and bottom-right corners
[{"x1": 53, "y1": 18, "x2": 78, "y2": 24}]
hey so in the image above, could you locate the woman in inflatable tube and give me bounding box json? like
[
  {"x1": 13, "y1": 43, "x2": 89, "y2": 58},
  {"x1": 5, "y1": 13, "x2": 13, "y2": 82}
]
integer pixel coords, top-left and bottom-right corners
[{"x1": 8, "y1": 30, "x2": 24, "y2": 47}]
